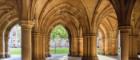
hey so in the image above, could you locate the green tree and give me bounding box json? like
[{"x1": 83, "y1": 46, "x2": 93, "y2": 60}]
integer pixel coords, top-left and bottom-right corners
[{"x1": 51, "y1": 25, "x2": 68, "y2": 39}]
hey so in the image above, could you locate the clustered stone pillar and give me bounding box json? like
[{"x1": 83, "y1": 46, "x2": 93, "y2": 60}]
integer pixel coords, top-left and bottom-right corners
[
  {"x1": 5, "y1": 32, "x2": 10, "y2": 58},
  {"x1": 111, "y1": 31, "x2": 118, "y2": 56},
  {"x1": 138, "y1": 36, "x2": 140, "y2": 54},
  {"x1": 119, "y1": 26, "x2": 130, "y2": 60},
  {"x1": 137, "y1": 35, "x2": 140, "y2": 54},
  {"x1": 82, "y1": 33, "x2": 98, "y2": 60},
  {"x1": 68, "y1": 36, "x2": 72, "y2": 56},
  {"x1": 111, "y1": 38, "x2": 118, "y2": 56},
  {"x1": 79, "y1": 37, "x2": 83, "y2": 56},
  {"x1": 70, "y1": 36, "x2": 78, "y2": 56},
  {"x1": 41, "y1": 34, "x2": 46, "y2": 60},
  {"x1": 21, "y1": 21, "x2": 33, "y2": 60},
  {"x1": 129, "y1": 34, "x2": 138, "y2": 60},
  {"x1": 45, "y1": 36, "x2": 49, "y2": 57},
  {"x1": 102, "y1": 37, "x2": 105, "y2": 55},
  {"x1": 0, "y1": 32, "x2": 4, "y2": 58},
  {"x1": 32, "y1": 32, "x2": 46, "y2": 60},
  {"x1": 104, "y1": 37, "x2": 109, "y2": 55},
  {"x1": 32, "y1": 32, "x2": 40, "y2": 60},
  {"x1": 77, "y1": 36, "x2": 82, "y2": 57},
  {"x1": 45, "y1": 36, "x2": 51, "y2": 57}
]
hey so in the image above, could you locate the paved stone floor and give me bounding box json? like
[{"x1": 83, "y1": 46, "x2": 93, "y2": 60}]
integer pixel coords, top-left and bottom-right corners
[
  {"x1": 1, "y1": 55, "x2": 21, "y2": 60},
  {"x1": 1, "y1": 54, "x2": 120, "y2": 60}
]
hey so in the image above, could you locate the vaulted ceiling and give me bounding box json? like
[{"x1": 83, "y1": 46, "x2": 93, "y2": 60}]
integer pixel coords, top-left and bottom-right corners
[{"x1": 0, "y1": 0, "x2": 138, "y2": 31}]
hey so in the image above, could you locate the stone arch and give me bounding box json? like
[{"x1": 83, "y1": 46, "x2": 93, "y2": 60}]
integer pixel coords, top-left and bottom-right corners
[
  {"x1": 135, "y1": 17, "x2": 140, "y2": 54},
  {"x1": 35, "y1": 1, "x2": 90, "y2": 57},
  {"x1": 3, "y1": 19, "x2": 20, "y2": 58},
  {"x1": 38, "y1": 2, "x2": 89, "y2": 34},
  {"x1": 38, "y1": 7, "x2": 81, "y2": 56},
  {"x1": 44, "y1": 17, "x2": 79, "y2": 56},
  {"x1": 99, "y1": 22, "x2": 110, "y2": 55},
  {"x1": 91, "y1": 0, "x2": 118, "y2": 56},
  {"x1": 0, "y1": 1, "x2": 19, "y2": 57},
  {"x1": 97, "y1": 25, "x2": 106, "y2": 54},
  {"x1": 131, "y1": 0, "x2": 140, "y2": 56},
  {"x1": 92, "y1": 0, "x2": 117, "y2": 34},
  {"x1": 0, "y1": 15, "x2": 19, "y2": 58}
]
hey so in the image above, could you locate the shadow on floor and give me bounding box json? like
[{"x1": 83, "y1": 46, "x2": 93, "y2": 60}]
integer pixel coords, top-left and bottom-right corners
[{"x1": 1, "y1": 55, "x2": 120, "y2": 60}]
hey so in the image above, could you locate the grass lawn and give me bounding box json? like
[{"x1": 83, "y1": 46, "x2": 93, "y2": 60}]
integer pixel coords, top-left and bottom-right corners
[
  {"x1": 9, "y1": 48, "x2": 69, "y2": 55},
  {"x1": 50, "y1": 48, "x2": 69, "y2": 54},
  {"x1": 10, "y1": 48, "x2": 21, "y2": 55},
  {"x1": 10, "y1": 48, "x2": 120, "y2": 55}
]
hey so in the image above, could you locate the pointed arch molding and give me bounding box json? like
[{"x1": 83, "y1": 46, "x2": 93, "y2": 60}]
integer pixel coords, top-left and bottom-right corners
[
  {"x1": 92, "y1": 0, "x2": 117, "y2": 33},
  {"x1": 109, "y1": 0, "x2": 136, "y2": 26},
  {"x1": 38, "y1": 2, "x2": 89, "y2": 33},
  {"x1": 0, "y1": 11, "x2": 19, "y2": 32}
]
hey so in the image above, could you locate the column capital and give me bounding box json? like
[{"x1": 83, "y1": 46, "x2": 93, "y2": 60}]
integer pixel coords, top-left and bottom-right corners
[
  {"x1": 32, "y1": 32, "x2": 40, "y2": 35},
  {"x1": 119, "y1": 26, "x2": 131, "y2": 30},
  {"x1": 119, "y1": 26, "x2": 131, "y2": 33},
  {"x1": 83, "y1": 33, "x2": 96, "y2": 36},
  {"x1": 129, "y1": 34, "x2": 139, "y2": 36},
  {"x1": 20, "y1": 20, "x2": 34, "y2": 29}
]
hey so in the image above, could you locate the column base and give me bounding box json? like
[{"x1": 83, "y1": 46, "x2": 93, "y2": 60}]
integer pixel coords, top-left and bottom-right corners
[
  {"x1": 48, "y1": 54, "x2": 51, "y2": 57},
  {"x1": 105, "y1": 53, "x2": 113, "y2": 56},
  {"x1": 129, "y1": 57, "x2": 138, "y2": 60},
  {"x1": 69, "y1": 53, "x2": 82, "y2": 57},
  {"x1": 68, "y1": 53, "x2": 72, "y2": 56},
  {"x1": 76, "y1": 55, "x2": 82, "y2": 57},
  {"x1": 0, "y1": 54, "x2": 5, "y2": 58},
  {"x1": 82, "y1": 56, "x2": 98, "y2": 60},
  {"x1": 5, "y1": 54, "x2": 10, "y2": 58},
  {"x1": 111, "y1": 53, "x2": 118, "y2": 56},
  {"x1": 68, "y1": 54, "x2": 80, "y2": 57},
  {"x1": 79, "y1": 55, "x2": 83, "y2": 57},
  {"x1": 98, "y1": 52, "x2": 105, "y2": 55},
  {"x1": 45, "y1": 54, "x2": 51, "y2": 57}
]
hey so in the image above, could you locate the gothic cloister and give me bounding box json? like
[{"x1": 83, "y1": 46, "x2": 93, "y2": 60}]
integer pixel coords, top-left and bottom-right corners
[{"x1": 0, "y1": 0, "x2": 140, "y2": 60}]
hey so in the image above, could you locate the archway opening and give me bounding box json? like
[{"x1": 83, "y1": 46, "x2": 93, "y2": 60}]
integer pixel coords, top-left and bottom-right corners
[
  {"x1": 96, "y1": 19, "x2": 119, "y2": 60},
  {"x1": 8, "y1": 24, "x2": 21, "y2": 59},
  {"x1": 97, "y1": 28, "x2": 104, "y2": 55},
  {"x1": 49, "y1": 25, "x2": 69, "y2": 56}
]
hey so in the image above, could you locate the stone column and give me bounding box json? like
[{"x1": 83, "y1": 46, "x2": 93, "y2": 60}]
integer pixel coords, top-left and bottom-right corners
[
  {"x1": 32, "y1": 32, "x2": 46, "y2": 60},
  {"x1": 45, "y1": 36, "x2": 51, "y2": 57},
  {"x1": 32, "y1": 32, "x2": 39, "y2": 60},
  {"x1": 137, "y1": 35, "x2": 140, "y2": 55},
  {"x1": 68, "y1": 36, "x2": 72, "y2": 56},
  {"x1": 102, "y1": 37, "x2": 105, "y2": 55},
  {"x1": 45, "y1": 36, "x2": 48, "y2": 57},
  {"x1": 77, "y1": 37, "x2": 81, "y2": 57},
  {"x1": 70, "y1": 36, "x2": 78, "y2": 56},
  {"x1": 74, "y1": 37, "x2": 79, "y2": 56},
  {"x1": 0, "y1": 32, "x2": 5, "y2": 58},
  {"x1": 111, "y1": 31, "x2": 118, "y2": 56},
  {"x1": 21, "y1": 21, "x2": 34, "y2": 60},
  {"x1": 5, "y1": 32, "x2": 10, "y2": 58},
  {"x1": 111, "y1": 38, "x2": 118, "y2": 56},
  {"x1": 129, "y1": 34, "x2": 138, "y2": 60},
  {"x1": 41, "y1": 34, "x2": 46, "y2": 60},
  {"x1": 82, "y1": 33, "x2": 98, "y2": 60},
  {"x1": 79, "y1": 37, "x2": 83, "y2": 56},
  {"x1": 32, "y1": 32, "x2": 37, "y2": 59},
  {"x1": 104, "y1": 37, "x2": 109, "y2": 55},
  {"x1": 119, "y1": 26, "x2": 130, "y2": 60}
]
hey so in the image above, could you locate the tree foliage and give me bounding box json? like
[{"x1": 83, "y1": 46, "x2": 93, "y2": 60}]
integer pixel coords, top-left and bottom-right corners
[{"x1": 51, "y1": 25, "x2": 68, "y2": 39}]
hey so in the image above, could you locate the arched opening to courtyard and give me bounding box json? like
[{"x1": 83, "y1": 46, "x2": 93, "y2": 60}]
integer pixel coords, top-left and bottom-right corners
[
  {"x1": 49, "y1": 24, "x2": 70, "y2": 56},
  {"x1": 5, "y1": 24, "x2": 21, "y2": 60}
]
